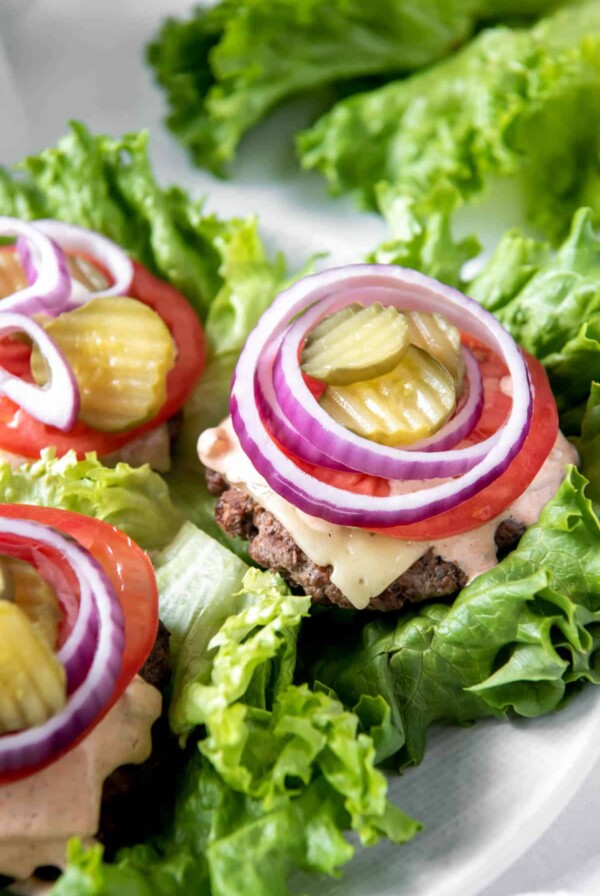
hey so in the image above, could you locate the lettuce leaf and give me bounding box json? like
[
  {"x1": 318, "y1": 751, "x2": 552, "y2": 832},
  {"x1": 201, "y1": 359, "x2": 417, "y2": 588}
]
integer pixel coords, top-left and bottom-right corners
[
  {"x1": 299, "y1": 0, "x2": 600, "y2": 247},
  {"x1": 306, "y1": 467, "x2": 600, "y2": 766},
  {"x1": 52, "y1": 570, "x2": 419, "y2": 896},
  {"x1": 0, "y1": 123, "x2": 294, "y2": 535},
  {"x1": 575, "y1": 382, "x2": 600, "y2": 511},
  {"x1": 367, "y1": 182, "x2": 480, "y2": 287},
  {"x1": 147, "y1": 0, "x2": 557, "y2": 174},
  {"x1": 0, "y1": 122, "x2": 287, "y2": 327},
  {"x1": 0, "y1": 449, "x2": 183, "y2": 552},
  {"x1": 469, "y1": 207, "x2": 600, "y2": 417},
  {"x1": 153, "y1": 522, "x2": 249, "y2": 721}
]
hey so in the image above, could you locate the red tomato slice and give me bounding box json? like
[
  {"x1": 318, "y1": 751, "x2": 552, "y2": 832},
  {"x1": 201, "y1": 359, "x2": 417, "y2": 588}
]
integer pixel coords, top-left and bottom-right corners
[
  {"x1": 284, "y1": 344, "x2": 558, "y2": 540},
  {"x1": 0, "y1": 504, "x2": 158, "y2": 783},
  {"x1": 0, "y1": 257, "x2": 205, "y2": 458}
]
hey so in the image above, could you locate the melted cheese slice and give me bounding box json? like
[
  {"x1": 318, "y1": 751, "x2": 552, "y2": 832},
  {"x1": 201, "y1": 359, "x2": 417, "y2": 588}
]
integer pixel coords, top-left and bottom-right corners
[{"x1": 198, "y1": 418, "x2": 578, "y2": 609}]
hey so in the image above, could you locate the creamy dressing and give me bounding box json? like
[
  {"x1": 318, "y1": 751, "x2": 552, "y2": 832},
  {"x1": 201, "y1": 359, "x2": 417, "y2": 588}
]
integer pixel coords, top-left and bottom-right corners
[
  {"x1": 0, "y1": 676, "x2": 162, "y2": 880},
  {"x1": 198, "y1": 418, "x2": 578, "y2": 609}
]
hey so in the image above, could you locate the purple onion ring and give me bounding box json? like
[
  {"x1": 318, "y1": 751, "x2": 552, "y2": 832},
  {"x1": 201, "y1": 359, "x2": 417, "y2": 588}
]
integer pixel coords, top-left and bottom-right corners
[{"x1": 230, "y1": 264, "x2": 533, "y2": 528}]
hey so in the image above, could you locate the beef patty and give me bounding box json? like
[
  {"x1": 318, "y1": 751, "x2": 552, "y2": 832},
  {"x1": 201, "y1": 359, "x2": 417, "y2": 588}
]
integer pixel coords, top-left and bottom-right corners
[
  {"x1": 97, "y1": 620, "x2": 175, "y2": 857},
  {"x1": 208, "y1": 473, "x2": 525, "y2": 612}
]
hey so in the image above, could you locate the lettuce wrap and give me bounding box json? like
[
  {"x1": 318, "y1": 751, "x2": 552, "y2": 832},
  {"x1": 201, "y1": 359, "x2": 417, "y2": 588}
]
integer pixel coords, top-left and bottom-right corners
[{"x1": 1, "y1": 124, "x2": 600, "y2": 895}]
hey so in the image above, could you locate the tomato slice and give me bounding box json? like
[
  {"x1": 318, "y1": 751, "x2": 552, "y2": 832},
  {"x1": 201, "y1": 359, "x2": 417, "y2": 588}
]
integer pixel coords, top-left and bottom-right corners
[
  {"x1": 0, "y1": 258, "x2": 205, "y2": 458},
  {"x1": 284, "y1": 345, "x2": 558, "y2": 540},
  {"x1": 0, "y1": 504, "x2": 158, "y2": 783}
]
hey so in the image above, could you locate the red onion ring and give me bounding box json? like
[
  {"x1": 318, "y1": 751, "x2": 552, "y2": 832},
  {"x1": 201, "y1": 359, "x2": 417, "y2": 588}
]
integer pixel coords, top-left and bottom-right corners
[
  {"x1": 0, "y1": 218, "x2": 71, "y2": 317},
  {"x1": 0, "y1": 539, "x2": 98, "y2": 692},
  {"x1": 254, "y1": 336, "x2": 355, "y2": 472},
  {"x1": 31, "y1": 220, "x2": 134, "y2": 309},
  {"x1": 266, "y1": 291, "x2": 489, "y2": 476},
  {"x1": 0, "y1": 312, "x2": 80, "y2": 431},
  {"x1": 0, "y1": 518, "x2": 124, "y2": 776},
  {"x1": 231, "y1": 265, "x2": 532, "y2": 527}
]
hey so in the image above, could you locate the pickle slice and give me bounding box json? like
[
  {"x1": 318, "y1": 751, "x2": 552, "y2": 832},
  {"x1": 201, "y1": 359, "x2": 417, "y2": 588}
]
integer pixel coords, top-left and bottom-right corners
[
  {"x1": 405, "y1": 311, "x2": 465, "y2": 392},
  {"x1": 320, "y1": 345, "x2": 456, "y2": 446},
  {"x1": 0, "y1": 249, "x2": 27, "y2": 300},
  {"x1": 31, "y1": 296, "x2": 176, "y2": 432},
  {"x1": 0, "y1": 601, "x2": 66, "y2": 734},
  {"x1": 301, "y1": 303, "x2": 409, "y2": 385},
  {"x1": 0, "y1": 555, "x2": 63, "y2": 650}
]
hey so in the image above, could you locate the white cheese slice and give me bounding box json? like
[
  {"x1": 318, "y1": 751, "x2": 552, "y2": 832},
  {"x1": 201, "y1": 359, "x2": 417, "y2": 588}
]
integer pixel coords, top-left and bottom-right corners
[{"x1": 198, "y1": 418, "x2": 578, "y2": 610}]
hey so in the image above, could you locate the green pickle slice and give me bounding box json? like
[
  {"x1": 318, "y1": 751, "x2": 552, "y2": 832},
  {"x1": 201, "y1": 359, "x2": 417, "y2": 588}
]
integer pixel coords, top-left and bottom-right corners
[
  {"x1": 405, "y1": 311, "x2": 465, "y2": 392},
  {"x1": 320, "y1": 345, "x2": 456, "y2": 446},
  {"x1": 0, "y1": 601, "x2": 66, "y2": 733},
  {"x1": 0, "y1": 555, "x2": 63, "y2": 650},
  {"x1": 31, "y1": 296, "x2": 176, "y2": 432},
  {"x1": 301, "y1": 303, "x2": 409, "y2": 385}
]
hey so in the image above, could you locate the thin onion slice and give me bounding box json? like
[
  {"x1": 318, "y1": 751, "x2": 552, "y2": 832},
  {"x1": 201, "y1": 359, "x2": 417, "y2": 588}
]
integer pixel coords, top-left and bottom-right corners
[
  {"x1": 0, "y1": 312, "x2": 80, "y2": 431},
  {"x1": 0, "y1": 518, "x2": 124, "y2": 776},
  {"x1": 31, "y1": 220, "x2": 134, "y2": 309},
  {"x1": 0, "y1": 217, "x2": 71, "y2": 317},
  {"x1": 262, "y1": 290, "x2": 489, "y2": 475},
  {"x1": 255, "y1": 336, "x2": 355, "y2": 472},
  {"x1": 230, "y1": 264, "x2": 532, "y2": 527}
]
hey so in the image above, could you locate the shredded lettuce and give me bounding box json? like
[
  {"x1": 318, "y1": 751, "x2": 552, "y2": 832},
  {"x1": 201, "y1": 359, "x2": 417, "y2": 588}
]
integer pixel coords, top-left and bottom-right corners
[
  {"x1": 147, "y1": 0, "x2": 557, "y2": 174},
  {"x1": 299, "y1": 0, "x2": 600, "y2": 251}
]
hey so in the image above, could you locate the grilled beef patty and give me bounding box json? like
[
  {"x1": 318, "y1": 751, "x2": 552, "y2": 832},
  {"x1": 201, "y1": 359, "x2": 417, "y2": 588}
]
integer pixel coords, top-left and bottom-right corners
[
  {"x1": 97, "y1": 620, "x2": 175, "y2": 857},
  {"x1": 209, "y1": 475, "x2": 526, "y2": 611}
]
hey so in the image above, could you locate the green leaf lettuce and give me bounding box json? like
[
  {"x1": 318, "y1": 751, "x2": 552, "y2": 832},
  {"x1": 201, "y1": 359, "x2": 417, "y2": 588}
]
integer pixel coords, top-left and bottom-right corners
[
  {"x1": 147, "y1": 0, "x2": 557, "y2": 174},
  {"x1": 306, "y1": 467, "x2": 600, "y2": 766},
  {"x1": 300, "y1": 0, "x2": 600, "y2": 248}
]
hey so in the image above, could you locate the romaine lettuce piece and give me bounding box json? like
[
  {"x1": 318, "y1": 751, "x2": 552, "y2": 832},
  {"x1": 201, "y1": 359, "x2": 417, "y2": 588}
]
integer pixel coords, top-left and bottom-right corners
[
  {"x1": 300, "y1": 0, "x2": 600, "y2": 245},
  {"x1": 147, "y1": 0, "x2": 558, "y2": 174},
  {"x1": 306, "y1": 467, "x2": 600, "y2": 766},
  {"x1": 153, "y1": 521, "x2": 248, "y2": 721}
]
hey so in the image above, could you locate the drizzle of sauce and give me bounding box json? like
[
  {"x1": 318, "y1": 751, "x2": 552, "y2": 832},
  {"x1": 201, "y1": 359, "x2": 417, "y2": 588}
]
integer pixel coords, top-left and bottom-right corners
[
  {"x1": 198, "y1": 418, "x2": 578, "y2": 609},
  {"x1": 0, "y1": 677, "x2": 161, "y2": 880}
]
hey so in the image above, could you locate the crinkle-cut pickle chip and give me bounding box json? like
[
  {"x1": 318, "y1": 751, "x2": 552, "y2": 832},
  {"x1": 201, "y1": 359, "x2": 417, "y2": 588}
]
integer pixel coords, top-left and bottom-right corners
[
  {"x1": 31, "y1": 296, "x2": 176, "y2": 432},
  {"x1": 405, "y1": 311, "x2": 465, "y2": 393},
  {"x1": 0, "y1": 601, "x2": 66, "y2": 734},
  {"x1": 320, "y1": 345, "x2": 456, "y2": 446},
  {"x1": 301, "y1": 302, "x2": 410, "y2": 385},
  {"x1": 0, "y1": 248, "x2": 27, "y2": 300},
  {"x1": 0, "y1": 554, "x2": 63, "y2": 650}
]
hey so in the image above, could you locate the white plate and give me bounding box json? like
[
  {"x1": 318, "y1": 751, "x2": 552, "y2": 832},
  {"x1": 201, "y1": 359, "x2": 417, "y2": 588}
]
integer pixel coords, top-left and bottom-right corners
[{"x1": 3, "y1": 3, "x2": 600, "y2": 894}]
